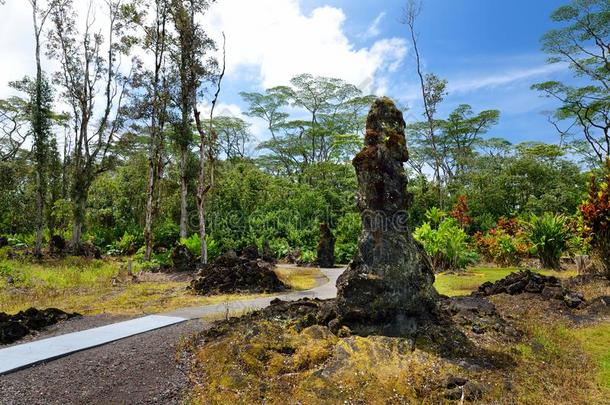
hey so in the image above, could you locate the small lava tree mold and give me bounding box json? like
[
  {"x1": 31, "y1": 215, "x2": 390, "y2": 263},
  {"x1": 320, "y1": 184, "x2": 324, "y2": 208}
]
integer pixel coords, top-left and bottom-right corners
[{"x1": 316, "y1": 223, "x2": 335, "y2": 268}]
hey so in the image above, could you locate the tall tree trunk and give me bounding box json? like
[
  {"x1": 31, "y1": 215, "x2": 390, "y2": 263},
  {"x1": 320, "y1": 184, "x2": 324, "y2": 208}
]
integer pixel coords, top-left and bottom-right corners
[
  {"x1": 143, "y1": 156, "x2": 157, "y2": 260},
  {"x1": 70, "y1": 178, "x2": 87, "y2": 248},
  {"x1": 143, "y1": 2, "x2": 167, "y2": 260},
  {"x1": 194, "y1": 107, "x2": 209, "y2": 264},
  {"x1": 197, "y1": 164, "x2": 208, "y2": 263},
  {"x1": 404, "y1": 0, "x2": 444, "y2": 209},
  {"x1": 179, "y1": 147, "x2": 189, "y2": 239},
  {"x1": 31, "y1": 0, "x2": 47, "y2": 256}
]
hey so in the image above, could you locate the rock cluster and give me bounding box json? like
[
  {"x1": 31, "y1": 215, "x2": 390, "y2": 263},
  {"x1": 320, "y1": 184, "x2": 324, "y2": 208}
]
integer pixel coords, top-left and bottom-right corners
[
  {"x1": 474, "y1": 270, "x2": 585, "y2": 308},
  {"x1": 48, "y1": 237, "x2": 100, "y2": 259},
  {"x1": 0, "y1": 308, "x2": 80, "y2": 344},
  {"x1": 171, "y1": 244, "x2": 198, "y2": 273},
  {"x1": 70, "y1": 242, "x2": 102, "y2": 259},
  {"x1": 444, "y1": 296, "x2": 520, "y2": 337},
  {"x1": 190, "y1": 247, "x2": 287, "y2": 295},
  {"x1": 335, "y1": 97, "x2": 438, "y2": 334},
  {"x1": 316, "y1": 223, "x2": 336, "y2": 268}
]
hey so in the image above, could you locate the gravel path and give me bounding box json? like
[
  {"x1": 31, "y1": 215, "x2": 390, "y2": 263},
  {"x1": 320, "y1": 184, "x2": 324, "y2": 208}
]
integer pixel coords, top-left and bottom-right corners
[{"x1": 0, "y1": 319, "x2": 206, "y2": 405}]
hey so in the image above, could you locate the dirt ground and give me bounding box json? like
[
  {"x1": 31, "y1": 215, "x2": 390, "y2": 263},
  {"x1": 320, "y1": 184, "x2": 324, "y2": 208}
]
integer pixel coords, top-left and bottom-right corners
[{"x1": 0, "y1": 320, "x2": 207, "y2": 405}]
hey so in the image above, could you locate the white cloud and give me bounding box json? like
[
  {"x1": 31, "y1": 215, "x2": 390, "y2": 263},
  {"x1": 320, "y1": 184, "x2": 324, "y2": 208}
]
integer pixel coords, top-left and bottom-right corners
[
  {"x1": 197, "y1": 101, "x2": 268, "y2": 140},
  {"x1": 449, "y1": 63, "x2": 568, "y2": 93},
  {"x1": 1, "y1": 0, "x2": 407, "y2": 106},
  {"x1": 0, "y1": 3, "x2": 35, "y2": 96},
  {"x1": 0, "y1": 0, "x2": 131, "y2": 98},
  {"x1": 362, "y1": 12, "x2": 386, "y2": 39},
  {"x1": 203, "y1": 0, "x2": 407, "y2": 93}
]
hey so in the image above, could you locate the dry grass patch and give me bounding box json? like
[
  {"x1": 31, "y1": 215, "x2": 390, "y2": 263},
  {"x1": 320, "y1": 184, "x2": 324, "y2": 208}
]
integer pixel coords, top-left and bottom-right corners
[
  {"x1": 0, "y1": 258, "x2": 326, "y2": 315},
  {"x1": 274, "y1": 266, "x2": 328, "y2": 291}
]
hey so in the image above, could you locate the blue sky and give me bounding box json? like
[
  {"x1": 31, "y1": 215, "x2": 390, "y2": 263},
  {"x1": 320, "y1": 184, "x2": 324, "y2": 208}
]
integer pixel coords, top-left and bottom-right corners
[
  {"x1": 0, "y1": 0, "x2": 575, "y2": 147},
  {"x1": 210, "y1": 0, "x2": 574, "y2": 146}
]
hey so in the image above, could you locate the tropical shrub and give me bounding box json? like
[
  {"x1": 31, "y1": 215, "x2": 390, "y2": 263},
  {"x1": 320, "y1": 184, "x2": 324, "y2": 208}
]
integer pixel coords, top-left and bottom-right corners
[
  {"x1": 153, "y1": 221, "x2": 181, "y2": 250},
  {"x1": 580, "y1": 161, "x2": 610, "y2": 278},
  {"x1": 181, "y1": 234, "x2": 202, "y2": 257},
  {"x1": 299, "y1": 250, "x2": 316, "y2": 264},
  {"x1": 475, "y1": 231, "x2": 520, "y2": 266},
  {"x1": 114, "y1": 232, "x2": 141, "y2": 255},
  {"x1": 524, "y1": 213, "x2": 570, "y2": 269},
  {"x1": 414, "y1": 213, "x2": 478, "y2": 272},
  {"x1": 424, "y1": 207, "x2": 446, "y2": 227},
  {"x1": 474, "y1": 217, "x2": 530, "y2": 266},
  {"x1": 267, "y1": 239, "x2": 290, "y2": 259},
  {"x1": 334, "y1": 212, "x2": 361, "y2": 264},
  {"x1": 449, "y1": 195, "x2": 472, "y2": 230},
  {"x1": 180, "y1": 234, "x2": 220, "y2": 261},
  {"x1": 134, "y1": 246, "x2": 172, "y2": 269},
  {"x1": 335, "y1": 243, "x2": 357, "y2": 265}
]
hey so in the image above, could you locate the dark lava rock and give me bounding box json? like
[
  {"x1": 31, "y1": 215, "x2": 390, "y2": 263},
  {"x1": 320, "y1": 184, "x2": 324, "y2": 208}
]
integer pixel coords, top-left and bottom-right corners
[
  {"x1": 0, "y1": 308, "x2": 80, "y2": 344},
  {"x1": 443, "y1": 296, "x2": 515, "y2": 337},
  {"x1": 542, "y1": 285, "x2": 565, "y2": 300},
  {"x1": 335, "y1": 97, "x2": 438, "y2": 334},
  {"x1": 190, "y1": 250, "x2": 287, "y2": 296},
  {"x1": 474, "y1": 270, "x2": 585, "y2": 308},
  {"x1": 50, "y1": 235, "x2": 66, "y2": 253},
  {"x1": 239, "y1": 245, "x2": 260, "y2": 261},
  {"x1": 585, "y1": 296, "x2": 610, "y2": 316},
  {"x1": 171, "y1": 244, "x2": 197, "y2": 273},
  {"x1": 564, "y1": 292, "x2": 585, "y2": 308},
  {"x1": 0, "y1": 321, "x2": 29, "y2": 344},
  {"x1": 69, "y1": 242, "x2": 101, "y2": 259},
  {"x1": 317, "y1": 223, "x2": 335, "y2": 268},
  {"x1": 284, "y1": 249, "x2": 301, "y2": 264},
  {"x1": 262, "y1": 240, "x2": 276, "y2": 263},
  {"x1": 445, "y1": 375, "x2": 468, "y2": 389}
]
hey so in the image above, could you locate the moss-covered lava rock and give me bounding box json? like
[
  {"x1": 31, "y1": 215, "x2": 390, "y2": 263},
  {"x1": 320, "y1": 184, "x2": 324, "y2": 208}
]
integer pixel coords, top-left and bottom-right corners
[{"x1": 335, "y1": 97, "x2": 438, "y2": 335}]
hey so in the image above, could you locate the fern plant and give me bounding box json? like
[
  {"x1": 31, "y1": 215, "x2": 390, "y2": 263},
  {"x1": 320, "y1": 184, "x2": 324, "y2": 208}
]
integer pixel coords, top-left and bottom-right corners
[
  {"x1": 414, "y1": 217, "x2": 478, "y2": 272},
  {"x1": 525, "y1": 213, "x2": 570, "y2": 269}
]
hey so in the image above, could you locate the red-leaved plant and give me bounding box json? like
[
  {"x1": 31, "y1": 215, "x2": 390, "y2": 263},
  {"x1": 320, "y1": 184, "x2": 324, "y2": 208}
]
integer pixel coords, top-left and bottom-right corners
[
  {"x1": 579, "y1": 159, "x2": 610, "y2": 279},
  {"x1": 450, "y1": 195, "x2": 472, "y2": 230}
]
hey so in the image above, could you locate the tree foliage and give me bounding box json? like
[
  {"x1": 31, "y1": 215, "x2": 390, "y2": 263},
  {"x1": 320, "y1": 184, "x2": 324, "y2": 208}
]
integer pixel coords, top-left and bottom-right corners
[{"x1": 532, "y1": 0, "x2": 610, "y2": 165}]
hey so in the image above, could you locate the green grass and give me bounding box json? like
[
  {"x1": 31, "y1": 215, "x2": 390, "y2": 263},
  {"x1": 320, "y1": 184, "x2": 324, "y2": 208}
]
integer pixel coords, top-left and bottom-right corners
[
  {"x1": 434, "y1": 266, "x2": 577, "y2": 296},
  {"x1": 571, "y1": 323, "x2": 610, "y2": 391}
]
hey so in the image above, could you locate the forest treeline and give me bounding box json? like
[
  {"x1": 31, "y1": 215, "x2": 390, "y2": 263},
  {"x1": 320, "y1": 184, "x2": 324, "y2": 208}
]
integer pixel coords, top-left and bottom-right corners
[{"x1": 0, "y1": 0, "x2": 608, "y2": 273}]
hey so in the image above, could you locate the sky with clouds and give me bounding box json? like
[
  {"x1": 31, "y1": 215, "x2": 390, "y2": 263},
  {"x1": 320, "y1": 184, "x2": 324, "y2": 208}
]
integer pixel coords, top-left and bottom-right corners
[{"x1": 0, "y1": 0, "x2": 575, "y2": 146}]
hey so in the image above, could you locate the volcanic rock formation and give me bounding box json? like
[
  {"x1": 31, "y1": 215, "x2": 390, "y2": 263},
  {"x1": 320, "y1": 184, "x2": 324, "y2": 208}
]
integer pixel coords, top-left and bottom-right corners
[
  {"x1": 190, "y1": 247, "x2": 287, "y2": 295},
  {"x1": 335, "y1": 97, "x2": 438, "y2": 334},
  {"x1": 317, "y1": 223, "x2": 335, "y2": 268}
]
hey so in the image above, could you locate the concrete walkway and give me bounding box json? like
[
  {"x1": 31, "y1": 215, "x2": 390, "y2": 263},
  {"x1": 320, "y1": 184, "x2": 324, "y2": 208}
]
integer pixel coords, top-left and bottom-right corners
[{"x1": 0, "y1": 267, "x2": 342, "y2": 376}]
